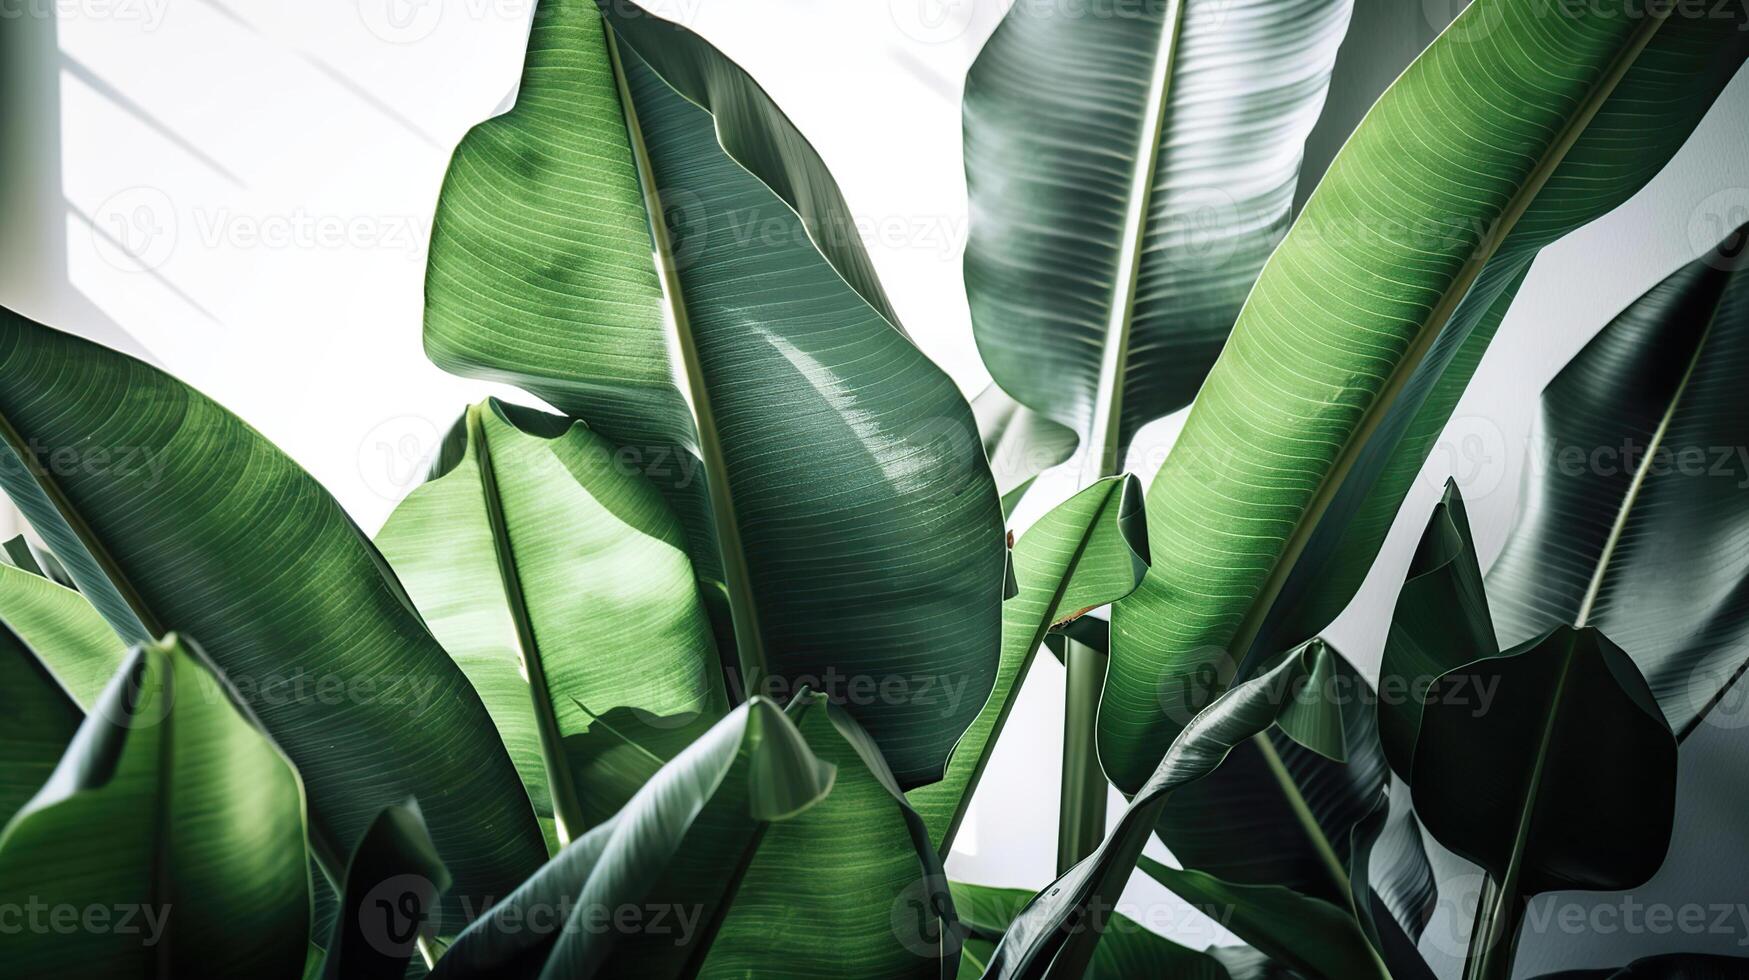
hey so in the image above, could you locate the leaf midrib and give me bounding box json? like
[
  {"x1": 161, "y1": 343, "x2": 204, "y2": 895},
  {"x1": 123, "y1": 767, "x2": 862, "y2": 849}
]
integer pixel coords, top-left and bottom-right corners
[
  {"x1": 466, "y1": 403, "x2": 586, "y2": 845},
  {"x1": 1222, "y1": 8, "x2": 1673, "y2": 672},
  {"x1": 603, "y1": 23, "x2": 769, "y2": 691},
  {"x1": 1081, "y1": 0, "x2": 1188, "y2": 485},
  {"x1": 1572, "y1": 279, "x2": 1727, "y2": 629}
]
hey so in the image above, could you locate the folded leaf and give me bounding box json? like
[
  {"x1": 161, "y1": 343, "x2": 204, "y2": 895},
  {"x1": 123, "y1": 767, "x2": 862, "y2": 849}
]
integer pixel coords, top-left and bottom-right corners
[
  {"x1": 952, "y1": 881, "x2": 1236, "y2": 980},
  {"x1": 320, "y1": 801, "x2": 452, "y2": 980},
  {"x1": 910, "y1": 475, "x2": 1150, "y2": 853},
  {"x1": 699, "y1": 697, "x2": 956, "y2": 979},
  {"x1": 1379, "y1": 480, "x2": 1498, "y2": 778},
  {"x1": 1155, "y1": 645, "x2": 1384, "y2": 905},
  {"x1": 1107, "y1": 0, "x2": 1749, "y2": 792},
  {"x1": 0, "y1": 306, "x2": 547, "y2": 916},
  {"x1": 1137, "y1": 857, "x2": 1382, "y2": 980},
  {"x1": 425, "y1": 0, "x2": 1004, "y2": 787},
  {"x1": 963, "y1": 0, "x2": 1353, "y2": 475},
  {"x1": 1486, "y1": 226, "x2": 1749, "y2": 737},
  {"x1": 377, "y1": 399, "x2": 727, "y2": 844},
  {"x1": 0, "y1": 636, "x2": 309, "y2": 978},
  {"x1": 979, "y1": 642, "x2": 1329, "y2": 979},
  {"x1": 1412, "y1": 627, "x2": 1676, "y2": 917},
  {"x1": 429, "y1": 696, "x2": 834, "y2": 979}
]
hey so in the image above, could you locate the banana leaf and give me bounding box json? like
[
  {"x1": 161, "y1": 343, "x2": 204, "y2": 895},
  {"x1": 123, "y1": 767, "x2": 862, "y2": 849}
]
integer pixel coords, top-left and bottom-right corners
[
  {"x1": 376, "y1": 399, "x2": 728, "y2": 846},
  {"x1": 1485, "y1": 225, "x2": 1749, "y2": 737},
  {"x1": 962, "y1": 0, "x2": 1353, "y2": 476},
  {"x1": 319, "y1": 801, "x2": 451, "y2": 980},
  {"x1": 978, "y1": 642, "x2": 1333, "y2": 979},
  {"x1": 0, "y1": 636, "x2": 310, "y2": 978},
  {"x1": 1106, "y1": 0, "x2": 1749, "y2": 792},
  {"x1": 0, "y1": 306, "x2": 547, "y2": 918},
  {"x1": 1411, "y1": 626, "x2": 1677, "y2": 970},
  {"x1": 423, "y1": 0, "x2": 1004, "y2": 788},
  {"x1": 952, "y1": 881, "x2": 1241, "y2": 979}
]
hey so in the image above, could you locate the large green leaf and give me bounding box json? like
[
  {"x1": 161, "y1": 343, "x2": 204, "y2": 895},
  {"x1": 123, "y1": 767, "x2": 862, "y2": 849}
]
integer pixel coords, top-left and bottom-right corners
[
  {"x1": 1411, "y1": 626, "x2": 1677, "y2": 970},
  {"x1": 0, "y1": 560, "x2": 127, "y2": 708},
  {"x1": 428, "y1": 696, "x2": 833, "y2": 979},
  {"x1": 1485, "y1": 227, "x2": 1749, "y2": 737},
  {"x1": 909, "y1": 474, "x2": 1149, "y2": 853},
  {"x1": 425, "y1": 0, "x2": 1003, "y2": 787},
  {"x1": 0, "y1": 306, "x2": 547, "y2": 915},
  {"x1": 319, "y1": 801, "x2": 452, "y2": 980},
  {"x1": 376, "y1": 399, "x2": 727, "y2": 844},
  {"x1": 1137, "y1": 857, "x2": 1383, "y2": 980},
  {"x1": 1155, "y1": 646, "x2": 1384, "y2": 905},
  {"x1": 978, "y1": 642, "x2": 1329, "y2": 979},
  {"x1": 0, "y1": 636, "x2": 310, "y2": 977},
  {"x1": 1106, "y1": 0, "x2": 1749, "y2": 792},
  {"x1": 952, "y1": 882, "x2": 1236, "y2": 980},
  {"x1": 0, "y1": 621, "x2": 80, "y2": 826},
  {"x1": 962, "y1": 0, "x2": 1353, "y2": 476}
]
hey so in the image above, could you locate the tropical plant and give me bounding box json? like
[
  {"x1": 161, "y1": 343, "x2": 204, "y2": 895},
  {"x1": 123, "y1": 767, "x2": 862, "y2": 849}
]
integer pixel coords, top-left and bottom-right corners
[{"x1": 1, "y1": 0, "x2": 1746, "y2": 977}]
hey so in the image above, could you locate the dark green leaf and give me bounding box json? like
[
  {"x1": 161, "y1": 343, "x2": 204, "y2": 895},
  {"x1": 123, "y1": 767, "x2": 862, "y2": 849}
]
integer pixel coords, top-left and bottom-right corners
[
  {"x1": 1485, "y1": 226, "x2": 1749, "y2": 737},
  {"x1": 1379, "y1": 480, "x2": 1499, "y2": 779},
  {"x1": 1535, "y1": 953, "x2": 1749, "y2": 979},
  {"x1": 951, "y1": 881, "x2": 1234, "y2": 980},
  {"x1": 1411, "y1": 626, "x2": 1677, "y2": 901},
  {"x1": 1155, "y1": 645, "x2": 1383, "y2": 905},
  {"x1": 0, "y1": 621, "x2": 80, "y2": 826},
  {"x1": 963, "y1": 0, "x2": 1352, "y2": 475},
  {"x1": 321, "y1": 801, "x2": 452, "y2": 980},
  {"x1": 979, "y1": 642, "x2": 1329, "y2": 979},
  {"x1": 1137, "y1": 857, "x2": 1383, "y2": 980},
  {"x1": 429, "y1": 696, "x2": 833, "y2": 979},
  {"x1": 0, "y1": 306, "x2": 547, "y2": 917},
  {"x1": 425, "y1": 0, "x2": 1004, "y2": 787}
]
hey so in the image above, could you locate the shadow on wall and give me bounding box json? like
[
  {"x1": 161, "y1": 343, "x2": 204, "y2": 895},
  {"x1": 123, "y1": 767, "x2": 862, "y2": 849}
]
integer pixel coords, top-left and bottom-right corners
[{"x1": 1, "y1": 8, "x2": 156, "y2": 363}]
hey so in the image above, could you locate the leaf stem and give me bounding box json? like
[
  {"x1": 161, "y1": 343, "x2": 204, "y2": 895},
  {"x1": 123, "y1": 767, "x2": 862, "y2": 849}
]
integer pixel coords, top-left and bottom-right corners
[
  {"x1": 603, "y1": 21, "x2": 769, "y2": 694},
  {"x1": 466, "y1": 403, "x2": 588, "y2": 846},
  {"x1": 1058, "y1": 637, "x2": 1108, "y2": 872}
]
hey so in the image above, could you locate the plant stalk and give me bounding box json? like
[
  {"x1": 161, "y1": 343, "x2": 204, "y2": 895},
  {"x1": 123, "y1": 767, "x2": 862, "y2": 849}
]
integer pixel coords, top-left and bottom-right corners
[{"x1": 1057, "y1": 636, "x2": 1108, "y2": 872}]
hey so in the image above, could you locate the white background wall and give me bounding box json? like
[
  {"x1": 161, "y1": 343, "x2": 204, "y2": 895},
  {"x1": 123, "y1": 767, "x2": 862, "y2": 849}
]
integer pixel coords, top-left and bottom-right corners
[{"x1": 5, "y1": 0, "x2": 1749, "y2": 973}]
